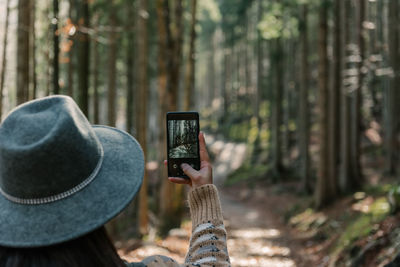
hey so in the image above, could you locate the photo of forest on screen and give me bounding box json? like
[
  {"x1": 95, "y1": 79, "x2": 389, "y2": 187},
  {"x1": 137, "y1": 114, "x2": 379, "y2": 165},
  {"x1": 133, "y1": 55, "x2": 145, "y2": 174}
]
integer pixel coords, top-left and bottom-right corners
[{"x1": 168, "y1": 120, "x2": 198, "y2": 159}]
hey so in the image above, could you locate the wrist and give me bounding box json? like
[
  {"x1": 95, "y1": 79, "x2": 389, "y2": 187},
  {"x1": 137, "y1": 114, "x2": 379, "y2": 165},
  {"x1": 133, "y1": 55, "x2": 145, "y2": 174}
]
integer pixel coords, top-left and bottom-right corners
[{"x1": 188, "y1": 184, "x2": 223, "y2": 227}]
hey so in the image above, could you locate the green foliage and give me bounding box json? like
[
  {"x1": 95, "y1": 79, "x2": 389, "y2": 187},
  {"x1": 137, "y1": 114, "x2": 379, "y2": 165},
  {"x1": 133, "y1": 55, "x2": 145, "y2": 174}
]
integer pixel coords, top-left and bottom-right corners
[
  {"x1": 363, "y1": 183, "x2": 393, "y2": 195},
  {"x1": 333, "y1": 197, "x2": 390, "y2": 255},
  {"x1": 198, "y1": 0, "x2": 221, "y2": 38},
  {"x1": 225, "y1": 163, "x2": 269, "y2": 186},
  {"x1": 289, "y1": 208, "x2": 328, "y2": 232},
  {"x1": 199, "y1": 0, "x2": 221, "y2": 23},
  {"x1": 258, "y1": 2, "x2": 299, "y2": 40},
  {"x1": 388, "y1": 185, "x2": 400, "y2": 213}
]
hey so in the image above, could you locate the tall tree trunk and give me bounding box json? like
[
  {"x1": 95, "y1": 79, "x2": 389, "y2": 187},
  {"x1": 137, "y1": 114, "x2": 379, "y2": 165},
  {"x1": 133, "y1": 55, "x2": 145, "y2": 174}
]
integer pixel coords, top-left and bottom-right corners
[
  {"x1": 183, "y1": 0, "x2": 197, "y2": 111},
  {"x1": 208, "y1": 32, "x2": 216, "y2": 107},
  {"x1": 386, "y1": 0, "x2": 400, "y2": 177},
  {"x1": 329, "y1": 0, "x2": 342, "y2": 194},
  {"x1": 244, "y1": 13, "x2": 250, "y2": 95},
  {"x1": 156, "y1": 0, "x2": 170, "y2": 235},
  {"x1": 126, "y1": 1, "x2": 135, "y2": 133},
  {"x1": 169, "y1": 0, "x2": 183, "y2": 111},
  {"x1": 255, "y1": 0, "x2": 262, "y2": 125},
  {"x1": 159, "y1": 0, "x2": 186, "y2": 235},
  {"x1": 30, "y1": 0, "x2": 36, "y2": 100},
  {"x1": 222, "y1": 49, "x2": 230, "y2": 120},
  {"x1": 92, "y1": 15, "x2": 99, "y2": 125},
  {"x1": 137, "y1": 0, "x2": 149, "y2": 235},
  {"x1": 67, "y1": 0, "x2": 76, "y2": 97},
  {"x1": 368, "y1": 0, "x2": 379, "y2": 119},
  {"x1": 77, "y1": 0, "x2": 90, "y2": 116},
  {"x1": 0, "y1": 0, "x2": 10, "y2": 119},
  {"x1": 315, "y1": 0, "x2": 335, "y2": 208},
  {"x1": 283, "y1": 40, "x2": 294, "y2": 166},
  {"x1": 272, "y1": 37, "x2": 284, "y2": 177},
  {"x1": 299, "y1": 4, "x2": 310, "y2": 193},
  {"x1": 17, "y1": 0, "x2": 31, "y2": 104},
  {"x1": 340, "y1": 0, "x2": 353, "y2": 193},
  {"x1": 107, "y1": 2, "x2": 117, "y2": 127},
  {"x1": 349, "y1": 0, "x2": 365, "y2": 185},
  {"x1": 45, "y1": 8, "x2": 51, "y2": 97},
  {"x1": 52, "y1": 0, "x2": 60, "y2": 94}
]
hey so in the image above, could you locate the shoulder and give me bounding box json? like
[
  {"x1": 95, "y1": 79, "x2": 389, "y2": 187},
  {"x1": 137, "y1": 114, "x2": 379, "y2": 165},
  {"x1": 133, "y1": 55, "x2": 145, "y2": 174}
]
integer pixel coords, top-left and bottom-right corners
[
  {"x1": 125, "y1": 255, "x2": 181, "y2": 267},
  {"x1": 132, "y1": 255, "x2": 202, "y2": 267},
  {"x1": 142, "y1": 255, "x2": 179, "y2": 266}
]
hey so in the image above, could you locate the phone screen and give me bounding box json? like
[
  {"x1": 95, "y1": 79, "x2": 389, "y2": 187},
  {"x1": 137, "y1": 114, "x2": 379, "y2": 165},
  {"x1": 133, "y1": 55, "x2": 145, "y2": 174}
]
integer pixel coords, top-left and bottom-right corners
[{"x1": 166, "y1": 112, "x2": 200, "y2": 178}]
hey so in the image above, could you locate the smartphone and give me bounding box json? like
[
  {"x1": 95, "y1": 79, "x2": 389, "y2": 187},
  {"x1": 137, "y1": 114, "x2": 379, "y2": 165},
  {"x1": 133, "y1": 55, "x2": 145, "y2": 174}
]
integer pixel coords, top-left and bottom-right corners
[{"x1": 166, "y1": 112, "x2": 200, "y2": 178}]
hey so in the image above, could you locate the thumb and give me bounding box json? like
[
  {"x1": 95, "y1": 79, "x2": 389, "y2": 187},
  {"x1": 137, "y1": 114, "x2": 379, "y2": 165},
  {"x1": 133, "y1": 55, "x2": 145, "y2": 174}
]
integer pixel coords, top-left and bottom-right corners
[{"x1": 181, "y1": 163, "x2": 199, "y2": 180}]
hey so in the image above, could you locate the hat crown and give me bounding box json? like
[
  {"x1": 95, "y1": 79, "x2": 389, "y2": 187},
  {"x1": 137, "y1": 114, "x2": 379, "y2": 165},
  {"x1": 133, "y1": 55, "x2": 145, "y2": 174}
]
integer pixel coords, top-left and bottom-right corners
[{"x1": 0, "y1": 96, "x2": 102, "y2": 202}]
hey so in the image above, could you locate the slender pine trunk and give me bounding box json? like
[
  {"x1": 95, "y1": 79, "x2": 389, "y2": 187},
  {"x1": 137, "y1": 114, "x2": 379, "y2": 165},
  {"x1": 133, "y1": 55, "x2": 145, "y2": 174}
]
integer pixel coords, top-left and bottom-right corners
[
  {"x1": 52, "y1": 0, "x2": 59, "y2": 94},
  {"x1": 0, "y1": 0, "x2": 10, "y2": 119}
]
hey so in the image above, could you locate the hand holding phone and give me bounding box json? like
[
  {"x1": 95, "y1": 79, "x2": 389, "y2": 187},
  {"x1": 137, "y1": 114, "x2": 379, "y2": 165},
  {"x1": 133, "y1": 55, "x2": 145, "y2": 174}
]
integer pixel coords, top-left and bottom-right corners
[
  {"x1": 167, "y1": 132, "x2": 213, "y2": 188},
  {"x1": 166, "y1": 112, "x2": 212, "y2": 188}
]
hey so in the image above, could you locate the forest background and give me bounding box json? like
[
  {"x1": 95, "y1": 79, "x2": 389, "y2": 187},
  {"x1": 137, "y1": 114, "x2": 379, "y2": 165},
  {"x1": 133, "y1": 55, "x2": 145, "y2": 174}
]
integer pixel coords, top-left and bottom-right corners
[{"x1": 0, "y1": 0, "x2": 399, "y2": 265}]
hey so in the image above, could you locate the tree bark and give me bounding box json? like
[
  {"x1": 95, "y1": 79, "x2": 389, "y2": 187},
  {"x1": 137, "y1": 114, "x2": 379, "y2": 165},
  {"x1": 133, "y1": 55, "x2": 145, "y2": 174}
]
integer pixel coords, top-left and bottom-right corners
[
  {"x1": 349, "y1": 0, "x2": 365, "y2": 185},
  {"x1": 17, "y1": 0, "x2": 31, "y2": 104},
  {"x1": 183, "y1": 0, "x2": 197, "y2": 111},
  {"x1": 299, "y1": 4, "x2": 310, "y2": 193},
  {"x1": 30, "y1": 0, "x2": 36, "y2": 100},
  {"x1": 208, "y1": 32, "x2": 216, "y2": 107},
  {"x1": 107, "y1": 1, "x2": 117, "y2": 127},
  {"x1": 329, "y1": 0, "x2": 342, "y2": 194},
  {"x1": 386, "y1": 0, "x2": 400, "y2": 177},
  {"x1": 272, "y1": 37, "x2": 284, "y2": 177},
  {"x1": 340, "y1": 0, "x2": 353, "y2": 193},
  {"x1": 157, "y1": 0, "x2": 170, "y2": 235},
  {"x1": 158, "y1": 0, "x2": 186, "y2": 235},
  {"x1": 255, "y1": 0, "x2": 263, "y2": 126},
  {"x1": 92, "y1": 15, "x2": 99, "y2": 125},
  {"x1": 52, "y1": 0, "x2": 60, "y2": 94},
  {"x1": 77, "y1": 0, "x2": 90, "y2": 116},
  {"x1": 67, "y1": 0, "x2": 76, "y2": 98},
  {"x1": 0, "y1": 0, "x2": 10, "y2": 119},
  {"x1": 315, "y1": 0, "x2": 335, "y2": 208},
  {"x1": 137, "y1": 0, "x2": 149, "y2": 235},
  {"x1": 126, "y1": 1, "x2": 135, "y2": 133},
  {"x1": 168, "y1": 0, "x2": 183, "y2": 111}
]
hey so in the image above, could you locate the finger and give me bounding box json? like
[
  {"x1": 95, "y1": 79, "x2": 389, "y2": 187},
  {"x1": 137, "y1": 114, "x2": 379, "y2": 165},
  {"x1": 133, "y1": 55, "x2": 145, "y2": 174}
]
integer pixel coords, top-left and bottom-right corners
[
  {"x1": 198, "y1": 132, "x2": 210, "y2": 163},
  {"x1": 164, "y1": 160, "x2": 167, "y2": 166},
  {"x1": 181, "y1": 163, "x2": 200, "y2": 180},
  {"x1": 168, "y1": 177, "x2": 191, "y2": 185}
]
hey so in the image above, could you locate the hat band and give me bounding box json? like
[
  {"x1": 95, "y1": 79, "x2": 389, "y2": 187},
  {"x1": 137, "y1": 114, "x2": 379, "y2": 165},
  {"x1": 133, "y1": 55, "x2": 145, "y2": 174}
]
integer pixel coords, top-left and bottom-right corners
[{"x1": 0, "y1": 144, "x2": 104, "y2": 205}]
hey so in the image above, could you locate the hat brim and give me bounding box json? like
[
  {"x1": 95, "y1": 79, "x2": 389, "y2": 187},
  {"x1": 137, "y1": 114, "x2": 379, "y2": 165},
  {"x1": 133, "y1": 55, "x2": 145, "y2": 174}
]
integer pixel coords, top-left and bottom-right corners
[{"x1": 0, "y1": 125, "x2": 144, "y2": 247}]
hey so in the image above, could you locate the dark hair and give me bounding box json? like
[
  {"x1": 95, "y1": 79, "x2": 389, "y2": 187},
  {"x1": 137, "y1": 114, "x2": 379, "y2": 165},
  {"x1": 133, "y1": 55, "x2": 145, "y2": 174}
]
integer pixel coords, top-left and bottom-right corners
[{"x1": 0, "y1": 226, "x2": 126, "y2": 267}]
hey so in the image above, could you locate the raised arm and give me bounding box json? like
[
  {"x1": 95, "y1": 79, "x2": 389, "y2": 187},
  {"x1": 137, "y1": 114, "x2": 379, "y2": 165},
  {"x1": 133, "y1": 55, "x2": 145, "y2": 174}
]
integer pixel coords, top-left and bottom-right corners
[{"x1": 169, "y1": 132, "x2": 230, "y2": 266}]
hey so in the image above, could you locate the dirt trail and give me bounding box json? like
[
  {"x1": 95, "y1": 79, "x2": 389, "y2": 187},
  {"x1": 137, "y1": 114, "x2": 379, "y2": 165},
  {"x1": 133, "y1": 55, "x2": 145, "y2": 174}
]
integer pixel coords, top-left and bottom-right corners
[
  {"x1": 220, "y1": 191, "x2": 297, "y2": 267},
  {"x1": 206, "y1": 135, "x2": 299, "y2": 267}
]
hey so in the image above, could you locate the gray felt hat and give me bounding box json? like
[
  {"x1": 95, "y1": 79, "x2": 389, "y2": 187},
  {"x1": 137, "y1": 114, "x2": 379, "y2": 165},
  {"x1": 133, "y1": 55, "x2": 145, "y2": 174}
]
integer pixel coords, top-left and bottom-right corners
[{"x1": 0, "y1": 95, "x2": 144, "y2": 247}]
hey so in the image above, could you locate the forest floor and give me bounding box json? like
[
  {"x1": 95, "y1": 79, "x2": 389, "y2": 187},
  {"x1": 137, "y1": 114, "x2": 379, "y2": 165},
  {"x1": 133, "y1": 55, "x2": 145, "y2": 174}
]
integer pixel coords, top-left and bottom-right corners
[{"x1": 118, "y1": 135, "x2": 400, "y2": 266}]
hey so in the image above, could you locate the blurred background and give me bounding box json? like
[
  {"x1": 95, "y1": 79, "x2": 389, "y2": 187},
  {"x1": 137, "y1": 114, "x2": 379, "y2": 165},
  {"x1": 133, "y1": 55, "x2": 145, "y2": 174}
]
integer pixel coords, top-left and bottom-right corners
[{"x1": 0, "y1": 0, "x2": 399, "y2": 266}]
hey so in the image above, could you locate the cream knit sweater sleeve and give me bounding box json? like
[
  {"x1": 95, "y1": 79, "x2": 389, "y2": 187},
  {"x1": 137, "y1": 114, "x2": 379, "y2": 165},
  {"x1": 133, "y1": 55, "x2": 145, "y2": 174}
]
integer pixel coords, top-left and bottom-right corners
[
  {"x1": 184, "y1": 184, "x2": 230, "y2": 266},
  {"x1": 138, "y1": 184, "x2": 230, "y2": 267}
]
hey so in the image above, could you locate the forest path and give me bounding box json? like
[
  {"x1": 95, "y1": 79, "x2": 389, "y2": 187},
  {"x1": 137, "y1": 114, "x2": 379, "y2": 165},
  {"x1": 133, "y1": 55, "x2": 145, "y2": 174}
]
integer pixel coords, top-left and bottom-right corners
[
  {"x1": 120, "y1": 135, "x2": 308, "y2": 266},
  {"x1": 206, "y1": 135, "x2": 299, "y2": 267}
]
